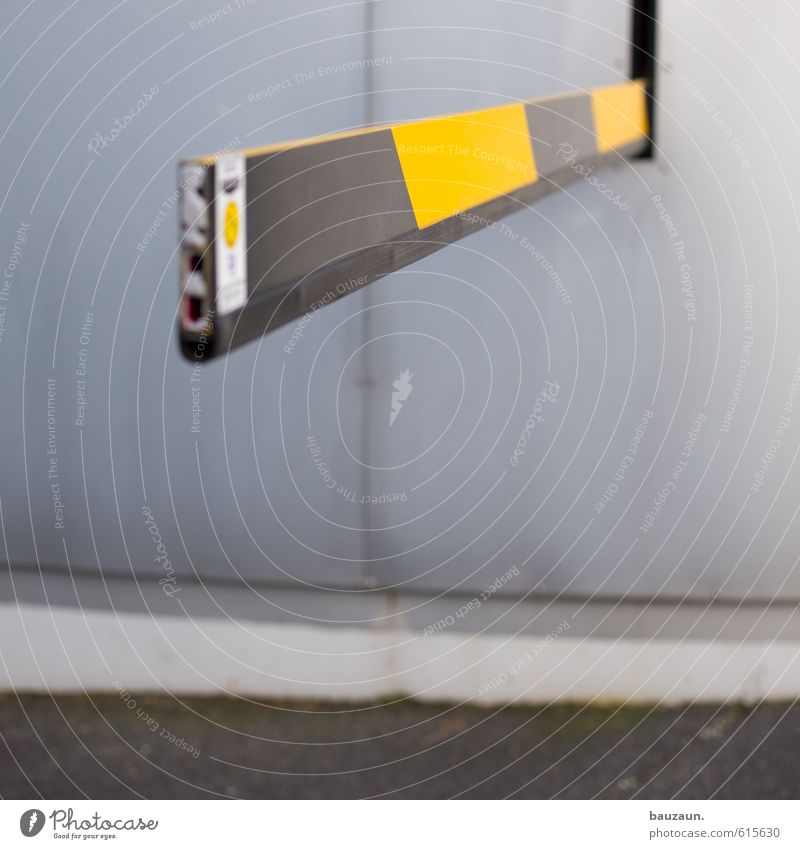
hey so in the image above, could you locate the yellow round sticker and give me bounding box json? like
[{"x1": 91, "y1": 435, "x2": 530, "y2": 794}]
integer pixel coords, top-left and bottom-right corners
[{"x1": 224, "y1": 201, "x2": 239, "y2": 247}]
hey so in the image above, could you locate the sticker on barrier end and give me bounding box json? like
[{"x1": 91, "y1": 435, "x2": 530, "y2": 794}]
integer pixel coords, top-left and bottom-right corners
[{"x1": 214, "y1": 155, "x2": 247, "y2": 315}]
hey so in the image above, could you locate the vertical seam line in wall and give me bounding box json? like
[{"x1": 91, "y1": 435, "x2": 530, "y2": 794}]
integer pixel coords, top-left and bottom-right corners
[{"x1": 361, "y1": 0, "x2": 377, "y2": 570}]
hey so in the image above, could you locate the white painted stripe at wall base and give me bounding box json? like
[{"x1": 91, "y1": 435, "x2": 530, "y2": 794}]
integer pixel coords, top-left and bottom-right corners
[{"x1": 1, "y1": 604, "x2": 799, "y2": 705}]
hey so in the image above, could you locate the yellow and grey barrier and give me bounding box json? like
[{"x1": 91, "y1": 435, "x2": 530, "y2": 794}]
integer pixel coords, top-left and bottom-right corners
[{"x1": 178, "y1": 80, "x2": 649, "y2": 359}]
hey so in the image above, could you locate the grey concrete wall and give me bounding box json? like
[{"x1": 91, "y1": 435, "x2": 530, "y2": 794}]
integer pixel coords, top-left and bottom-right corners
[
  {"x1": 2, "y1": 0, "x2": 799, "y2": 643},
  {"x1": 0, "y1": 0, "x2": 375, "y2": 595},
  {"x1": 360, "y1": 0, "x2": 800, "y2": 605}
]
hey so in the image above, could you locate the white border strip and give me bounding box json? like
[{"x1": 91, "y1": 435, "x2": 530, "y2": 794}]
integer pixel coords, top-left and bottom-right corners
[
  {"x1": 3, "y1": 799, "x2": 797, "y2": 847},
  {"x1": 2, "y1": 604, "x2": 800, "y2": 704}
]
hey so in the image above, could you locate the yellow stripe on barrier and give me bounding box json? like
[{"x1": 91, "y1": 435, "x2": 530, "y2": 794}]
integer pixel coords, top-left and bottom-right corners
[
  {"x1": 591, "y1": 80, "x2": 649, "y2": 153},
  {"x1": 392, "y1": 103, "x2": 538, "y2": 230}
]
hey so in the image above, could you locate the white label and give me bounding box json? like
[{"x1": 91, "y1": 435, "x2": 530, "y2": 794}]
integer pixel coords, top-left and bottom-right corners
[{"x1": 214, "y1": 155, "x2": 247, "y2": 315}]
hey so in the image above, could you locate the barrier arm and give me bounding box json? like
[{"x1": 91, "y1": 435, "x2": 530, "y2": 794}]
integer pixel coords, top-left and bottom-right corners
[{"x1": 177, "y1": 78, "x2": 651, "y2": 360}]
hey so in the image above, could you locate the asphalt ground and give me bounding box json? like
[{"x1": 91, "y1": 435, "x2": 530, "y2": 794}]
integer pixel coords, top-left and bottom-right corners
[{"x1": 1, "y1": 694, "x2": 798, "y2": 799}]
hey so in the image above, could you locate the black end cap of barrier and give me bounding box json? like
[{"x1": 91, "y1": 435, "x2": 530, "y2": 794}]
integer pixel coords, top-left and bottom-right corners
[{"x1": 631, "y1": 0, "x2": 657, "y2": 158}]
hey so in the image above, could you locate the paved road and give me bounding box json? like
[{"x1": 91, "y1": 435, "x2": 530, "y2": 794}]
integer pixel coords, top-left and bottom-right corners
[{"x1": 1, "y1": 694, "x2": 797, "y2": 798}]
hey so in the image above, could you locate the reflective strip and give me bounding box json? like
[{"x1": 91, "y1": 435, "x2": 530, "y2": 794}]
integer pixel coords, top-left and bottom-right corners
[
  {"x1": 590, "y1": 81, "x2": 648, "y2": 153},
  {"x1": 391, "y1": 103, "x2": 537, "y2": 229}
]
